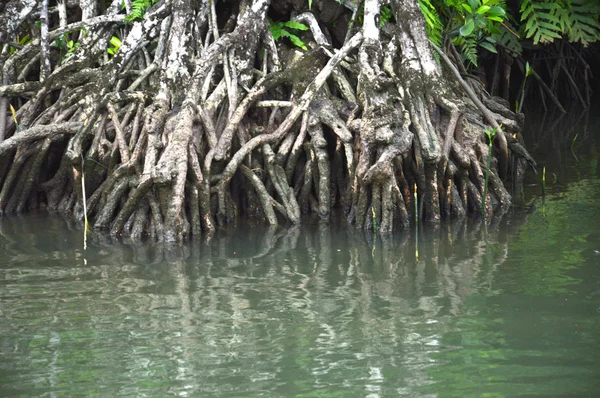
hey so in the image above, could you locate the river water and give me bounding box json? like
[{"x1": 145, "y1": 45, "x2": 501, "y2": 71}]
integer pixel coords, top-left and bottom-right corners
[{"x1": 1, "y1": 116, "x2": 599, "y2": 396}]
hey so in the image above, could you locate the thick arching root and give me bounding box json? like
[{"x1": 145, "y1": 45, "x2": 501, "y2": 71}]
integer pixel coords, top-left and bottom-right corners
[{"x1": 0, "y1": 0, "x2": 536, "y2": 242}]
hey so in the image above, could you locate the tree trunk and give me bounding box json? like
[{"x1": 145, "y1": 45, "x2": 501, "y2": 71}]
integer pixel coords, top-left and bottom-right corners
[{"x1": 0, "y1": 0, "x2": 535, "y2": 242}]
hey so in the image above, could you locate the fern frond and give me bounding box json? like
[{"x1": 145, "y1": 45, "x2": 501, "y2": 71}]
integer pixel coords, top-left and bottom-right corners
[
  {"x1": 495, "y1": 22, "x2": 523, "y2": 56},
  {"x1": 418, "y1": 0, "x2": 443, "y2": 46},
  {"x1": 461, "y1": 37, "x2": 478, "y2": 67},
  {"x1": 567, "y1": 0, "x2": 600, "y2": 46},
  {"x1": 520, "y1": 0, "x2": 563, "y2": 44},
  {"x1": 520, "y1": 0, "x2": 600, "y2": 45},
  {"x1": 269, "y1": 19, "x2": 308, "y2": 51},
  {"x1": 125, "y1": 0, "x2": 157, "y2": 21}
]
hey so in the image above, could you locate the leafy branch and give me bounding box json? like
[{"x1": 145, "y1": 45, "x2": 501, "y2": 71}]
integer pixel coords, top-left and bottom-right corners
[
  {"x1": 125, "y1": 0, "x2": 158, "y2": 21},
  {"x1": 419, "y1": 0, "x2": 444, "y2": 46},
  {"x1": 54, "y1": 30, "x2": 84, "y2": 64},
  {"x1": 520, "y1": 0, "x2": 600, "y2": 45},
  {"x1": 520, "y1": 0, "x2": 562, "y2": 44},
  {"x1": 448, "y1": 0, "x2": 507, "y2": 66},
  {"x1": 107, "y1": 36, "x2": 122, "y2": 56},
  {"x1": 269, "y1": 19, "x2": 309, "y2": 50}
]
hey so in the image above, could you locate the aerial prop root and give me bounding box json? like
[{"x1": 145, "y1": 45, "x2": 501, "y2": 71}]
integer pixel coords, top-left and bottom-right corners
[{"x1": 214, "y1": 32, "x2": 364, "y2": 225}]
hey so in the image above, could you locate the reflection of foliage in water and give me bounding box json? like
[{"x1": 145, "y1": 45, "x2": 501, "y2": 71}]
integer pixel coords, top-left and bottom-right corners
[
  {"x1": 423, "y1": 285, "x2": 600, "y2": 396},
  {"x1": 505, "y1": 179, "x2": 600, "y2": 296},
  {"x1": 421, "y1": 168, "x2": 600, "y2": 396}
]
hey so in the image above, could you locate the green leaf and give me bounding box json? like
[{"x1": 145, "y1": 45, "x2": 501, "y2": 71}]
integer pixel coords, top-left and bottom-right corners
[
  {"x1": 282, "y1": 21, "x2": 309, "y2": 31},
  {"x1": 287, "y1": 34, "x2": 307, "y2": 50},
  {"x1": 525, "y1": 61, "x2": 534, "y2": 76},
  {"x1": 278, "y1": 30, "x2": 307, "y2": 50},
  {"x1": 468, "y1": 0, "x2": 479, "y2": 11},
  {"x1": 18, "y1": 35, "x2": 30, "y2": 45},
  {"x1": 460, "y1": 19, "x2": 475, "y2": 36},
  {"x1": 494, "y1": 22, "x2": 522, "y2": 55},
  {"x1": 488, "y1": 5, "x2": 505, "y2": 17},
  {"x1": 479, "y1": 41, "x2": 497, "y2": 53},
  {"x1": 270, "y1": 24, "x2": 283, "y2": 40},
  {"x1": 567, "y1": 0, "x2": 600, "y2": 46},
  {"x1": 520, "y1": 0, "x2": 565, "y2": 44},
  {"x1": 109, "y1": 36, "x2": 122, "y2": 47},
  {"x1": 461, "y1": 37, "x2": 478, "y2": 66},
  {"x1": 474, "y1": 15, "x2": 487, "y2": 28},
  {"x1": 462, "y1": 4, "x2": 473, "y2": 13},
  {"x1": 477, "y1": 5, "x2": 491, "y2": 14},
  {"x1": 418, "y1": 0, "x2": 443, "y2": 46}
]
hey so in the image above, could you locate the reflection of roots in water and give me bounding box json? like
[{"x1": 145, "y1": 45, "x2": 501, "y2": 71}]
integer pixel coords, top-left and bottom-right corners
[
  {"x1": 2, "y1": 212, "x2": 538, "y2": 393},
  {"x1": 102, "y1": 218, "x2": 517, "y2": 331}
]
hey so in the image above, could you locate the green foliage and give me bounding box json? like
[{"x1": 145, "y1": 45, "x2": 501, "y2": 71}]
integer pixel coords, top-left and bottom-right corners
[
  {"x1": 376, "y1": 6, "x2": 388, "y2": 26},
  {"x1": 415, "y1": 0, "x2": 599, "y2": 68},
  {"x1": 107, "y1": 36, "x2": 122, "y2": 55},
  {"x1": 520, "y1": 0, "x2": 600, "y2": 45},
  {"x1": 9, "y1": 104, "x2": 19, "y2": 130},
  {"x1": 567, "y1": 0, "x2": 600, "y2": 45},
  {"x1": 5, "y1": 34, "x2": 32, "y2": 55},
  {"x1": 460, "y1": 37, "x2": 479, "y2": 66},
  {"x1": 269, "y1": 19, "x2": 309, "y2": 50},
  {"x1": 418, "y1": 0, "x2": 444, "y2": 46},
  {"x1": 18, "y1": 35, "x2": 31, "y2": 45},
  {"x1": 347, "y1": 4, "x2": 393, "y2": 28},
  {"x1": 379, "y1": 5, "x2": 393, "y2": 27},
  {"x1": 417, "y1": 0, "x2": 508, "y2": 67},
  {"x1": 520, "y1": 0, "x2": 562, "y2": 44},
  {"x1": 516, "y1": 61, "x2": 533, "y2": 112},
  {"x1": 55, "y1": 32, "x2": 82, "y2": 64},
  {"x1": 492, "y1": 21, "x2": 523, "y2": 56},
  {"x1": 447, "y1": 0, "x2": 507, "y2": 66},
  {"x1": 125, "y1": 0, "x2": 158, "y2": 21},
  {"x1": 65, "y1": 39, "x2": 80, "y2": 58}
]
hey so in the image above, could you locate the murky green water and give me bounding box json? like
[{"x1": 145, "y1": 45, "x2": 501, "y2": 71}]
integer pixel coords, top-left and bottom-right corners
[{"x1": 1, "y1": 130, "x2": 599, "y2": 397}]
